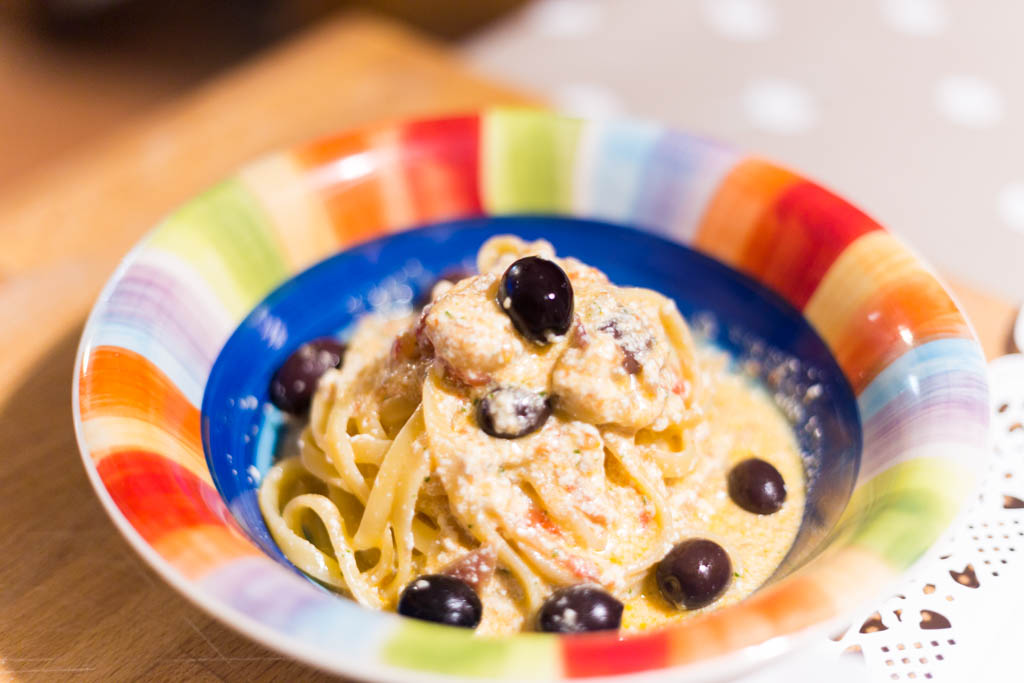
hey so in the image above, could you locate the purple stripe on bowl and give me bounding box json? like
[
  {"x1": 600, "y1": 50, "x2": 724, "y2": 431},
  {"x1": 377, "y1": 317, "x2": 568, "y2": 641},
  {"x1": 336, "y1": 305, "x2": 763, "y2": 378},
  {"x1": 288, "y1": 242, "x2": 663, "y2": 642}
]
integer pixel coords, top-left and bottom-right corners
[
  {"x1": 632, "y1": 131, "x2": 739, "y2": 243},
  {"x1": 200, "y1": 557, "x2": 392, "y2": 651},
  {"x1": 859, "y1": 369, "x2": 989, "y2": 483},
  {"x1": 91, "y1": 256, "x2": 235, "y2": 405}
]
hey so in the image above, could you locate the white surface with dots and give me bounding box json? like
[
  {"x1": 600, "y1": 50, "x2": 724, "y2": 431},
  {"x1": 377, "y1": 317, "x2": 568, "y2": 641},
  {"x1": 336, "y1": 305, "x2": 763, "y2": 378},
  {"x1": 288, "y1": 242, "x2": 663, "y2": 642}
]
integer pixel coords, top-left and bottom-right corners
[
  {"x1": 827, "y1": 354, "x2": 1024, "y2": 681},
  {"x1": 934, "y1": 74, "x2": 1004, "y2": 129},
  {"x1": 742, "y1": 78, "x2": 818, "y2": 134},
  {"x1": 879, "y1": 0, "x2": 950, "y2": 36},
  {"x1": 699, "y1": 0, "x2": 777, "y2": 41},
  {"x1": 520, "y1": 0, "x2": 604, "y2": 38},
  {"x1": 464, "y1": 0, "x2": 1024, "y2": 299},
  {"x1": 998, "y1": 182, "x2": 1024, "y2": 236}
]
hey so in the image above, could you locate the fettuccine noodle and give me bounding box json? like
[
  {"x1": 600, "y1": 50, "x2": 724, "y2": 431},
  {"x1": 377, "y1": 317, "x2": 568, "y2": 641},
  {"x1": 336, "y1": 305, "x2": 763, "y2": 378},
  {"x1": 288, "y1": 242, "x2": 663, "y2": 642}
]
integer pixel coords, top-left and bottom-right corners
[{"x1": 259, "y1": 235, "x2": 805, "y2": 634}]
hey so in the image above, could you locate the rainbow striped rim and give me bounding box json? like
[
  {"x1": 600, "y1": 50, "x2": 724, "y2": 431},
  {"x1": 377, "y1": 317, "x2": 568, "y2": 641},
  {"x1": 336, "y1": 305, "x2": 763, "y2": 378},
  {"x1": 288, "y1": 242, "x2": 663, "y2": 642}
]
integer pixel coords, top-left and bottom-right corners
[{"x1": 73, "y1": 110, "x2": 989, "y2": 680}]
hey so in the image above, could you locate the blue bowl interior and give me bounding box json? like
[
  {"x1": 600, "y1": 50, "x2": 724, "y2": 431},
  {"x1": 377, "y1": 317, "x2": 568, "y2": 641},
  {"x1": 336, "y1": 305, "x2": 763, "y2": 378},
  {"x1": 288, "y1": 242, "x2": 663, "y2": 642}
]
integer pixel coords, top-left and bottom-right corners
[{"x1": 202, "y1": 216, "x2": 861, "y2": 584}]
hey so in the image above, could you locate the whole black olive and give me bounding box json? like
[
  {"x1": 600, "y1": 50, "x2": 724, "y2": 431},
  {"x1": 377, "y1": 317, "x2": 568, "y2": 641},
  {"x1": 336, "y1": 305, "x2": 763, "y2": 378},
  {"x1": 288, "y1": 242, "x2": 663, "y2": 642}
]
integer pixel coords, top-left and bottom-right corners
[
  {"x1": 656, "y1": 539, "x2": 732, "y2": 610},
  {"x1": 728, "y1": 458, "x2": 786, "y2": 514},
  {"x1": 498, "y1": 257, "x2": 573, "y2": 344},
  {"x1": 397, "y1": 574, "x2": 482, "y2": 629},
  {"x1": 537, "y1": 584, "x2": 623, "y2": 633},
  {"x1": 269, "y1": 338, "x2": 345, "y2": 415}
]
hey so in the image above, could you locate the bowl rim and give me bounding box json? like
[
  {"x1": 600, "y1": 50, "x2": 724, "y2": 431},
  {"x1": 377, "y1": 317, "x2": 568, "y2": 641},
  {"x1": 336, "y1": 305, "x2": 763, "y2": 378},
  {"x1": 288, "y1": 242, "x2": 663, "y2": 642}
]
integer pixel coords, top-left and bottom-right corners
[{"x1": 72, "y1": 108, "x2": 989, "y2": 681}]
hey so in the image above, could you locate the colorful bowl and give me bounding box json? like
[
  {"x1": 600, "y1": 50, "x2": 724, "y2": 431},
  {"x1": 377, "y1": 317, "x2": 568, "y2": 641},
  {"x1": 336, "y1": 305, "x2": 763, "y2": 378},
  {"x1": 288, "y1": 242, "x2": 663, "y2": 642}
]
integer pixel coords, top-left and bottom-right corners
[
  {"x1": 73, "y1": 110, "x2": 989, "y2": 681},
  {"x1": 204, "y1": 216, "x2": 865, "y2": 594}
]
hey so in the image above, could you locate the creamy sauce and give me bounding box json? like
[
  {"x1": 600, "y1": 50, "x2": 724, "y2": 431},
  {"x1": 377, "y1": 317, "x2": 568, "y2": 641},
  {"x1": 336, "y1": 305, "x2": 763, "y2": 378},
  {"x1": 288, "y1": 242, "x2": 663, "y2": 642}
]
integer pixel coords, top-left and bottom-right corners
[{"x1": 268, "y1": 235, "x2": 806, "y2": 635}]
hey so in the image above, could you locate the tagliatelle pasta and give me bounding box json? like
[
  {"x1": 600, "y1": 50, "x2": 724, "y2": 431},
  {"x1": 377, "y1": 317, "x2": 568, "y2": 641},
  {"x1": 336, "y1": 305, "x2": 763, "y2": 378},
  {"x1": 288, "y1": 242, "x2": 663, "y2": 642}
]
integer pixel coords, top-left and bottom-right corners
[{"x1": 259, "y1": 235, "x2": 805, "y2": 635}]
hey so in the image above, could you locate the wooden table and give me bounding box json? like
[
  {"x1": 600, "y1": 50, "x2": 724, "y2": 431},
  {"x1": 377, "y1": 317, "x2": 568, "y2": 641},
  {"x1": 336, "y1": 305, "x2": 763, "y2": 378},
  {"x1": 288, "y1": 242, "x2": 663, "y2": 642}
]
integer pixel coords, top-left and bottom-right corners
[{"x1": 0, "y1": 11, "x2": 1015, "y2": 681}]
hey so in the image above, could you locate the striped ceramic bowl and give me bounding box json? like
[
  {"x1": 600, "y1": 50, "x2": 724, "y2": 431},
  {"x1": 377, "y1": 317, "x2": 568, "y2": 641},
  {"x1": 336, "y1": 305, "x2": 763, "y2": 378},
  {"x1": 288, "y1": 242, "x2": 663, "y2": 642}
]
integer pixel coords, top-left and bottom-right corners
[{"x1": 73, "y1": 110, "x2": 989, "y2": 681}]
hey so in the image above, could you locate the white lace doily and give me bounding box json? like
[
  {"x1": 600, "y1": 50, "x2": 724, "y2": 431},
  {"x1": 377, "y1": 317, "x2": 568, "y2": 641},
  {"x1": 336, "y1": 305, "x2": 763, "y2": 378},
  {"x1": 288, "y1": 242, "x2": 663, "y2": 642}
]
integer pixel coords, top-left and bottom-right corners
[{"x1": 825, "y1": 353, "x2": 1024, "y2": 681}]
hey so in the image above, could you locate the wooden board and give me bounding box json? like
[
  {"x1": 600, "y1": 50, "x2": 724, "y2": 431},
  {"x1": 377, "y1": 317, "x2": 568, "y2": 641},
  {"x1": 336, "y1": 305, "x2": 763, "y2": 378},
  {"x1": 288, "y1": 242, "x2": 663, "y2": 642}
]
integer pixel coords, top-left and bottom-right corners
[
  {"x1": 0, "y1": 13, "x2": 532, "y2": 682},
  {"x1": 0, "y1": 11, "x2": 1014, "y2": 681}
]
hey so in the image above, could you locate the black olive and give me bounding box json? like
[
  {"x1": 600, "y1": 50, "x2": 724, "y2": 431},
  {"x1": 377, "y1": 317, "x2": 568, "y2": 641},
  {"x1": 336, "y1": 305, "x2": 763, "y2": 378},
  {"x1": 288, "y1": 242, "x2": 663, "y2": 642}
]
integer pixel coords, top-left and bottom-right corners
[
  {"x1": 415, "y1": 267, "x2": 476, "y2": 308},
  {"x1": 397, "y1": 574, "x2": 482, "y2": 629},
  {"x1": 537, "y1": 584, "x2": 623, "y2": 633},
  {"x1": 269, "y1": 338, "x2": 345, "y2": 415},
  {"x1": 656, "y1": 539, "x2": 732, "y2": 610},
  {"x1": 728, "y1": 458, "x2": 786, "y2": 514},
  {"x1": 477, "y1": 386, "x2": 552, "y2": 439},
  {"x1": 498, "y1": 257, "x2": 573, "y2": 344}
]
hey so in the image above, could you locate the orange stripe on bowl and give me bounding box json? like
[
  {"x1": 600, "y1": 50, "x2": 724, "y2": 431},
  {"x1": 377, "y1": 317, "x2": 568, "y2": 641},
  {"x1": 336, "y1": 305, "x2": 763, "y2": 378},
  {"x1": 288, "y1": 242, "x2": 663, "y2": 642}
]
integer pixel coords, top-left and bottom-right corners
[
  {"x1": 85, "y1": 417, "x2": 211, "y2": 485},
  {"x1": 665, "y1": 547, "x2": 892, "y2": 666},
  {"x1": 80, "y1": 346, "x2": 200, "y2": 447},
  {"x1": 294, "y1": 117, "x2": 485, "y2": 248},
  {"x1": 805, "y1": 232, "x2": 971, "y2": 392},
  {"x1": 696, "y1": 160, "x2": 882, "y2": 309},
  {"x1": 237, "y1": 154, "x2": 339, "y2": 272},
  {"x1": 152, "y1": 524, "x2": 261, "y2": 580},
  {"x1": 741, "y1": 182, "x2": 882, "y2": 308},
  {"x1": 294, "y1": 127, "x2": 392, "y2": 246},
  {"x1": 663, "y1": 577, "x2": 830, "y2": 666},
  {"x1": 370, "y1": 126, "x2": 419, "y2": 231},
  {"x1": 79, "y1": 345, "x2": 205, "y2": 480},
  {"x1": 745, "y1": 575, "x2": 836, "y2": 632},
  {"x1": 693, "y1": 159, "x2": 800, "y2": 267}
]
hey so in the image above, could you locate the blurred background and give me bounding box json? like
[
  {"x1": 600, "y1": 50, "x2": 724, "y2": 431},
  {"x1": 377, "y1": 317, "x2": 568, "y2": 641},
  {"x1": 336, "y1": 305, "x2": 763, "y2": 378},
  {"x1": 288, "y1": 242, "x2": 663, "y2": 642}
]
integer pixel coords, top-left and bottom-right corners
[
  {"x1": 1, "y1": 3, "x2": 1019, "y2": 680},
  {"x1": 3, "y1": 0, "x2": 1022, "y2": 298}
]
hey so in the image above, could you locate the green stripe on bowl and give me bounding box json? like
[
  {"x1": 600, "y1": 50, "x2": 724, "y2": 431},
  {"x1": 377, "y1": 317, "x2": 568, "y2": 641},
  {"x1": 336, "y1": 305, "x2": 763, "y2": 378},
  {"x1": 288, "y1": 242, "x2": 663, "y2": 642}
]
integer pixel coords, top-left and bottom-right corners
[
  {"x1": 148, "y1": 179, "x2": 289, "y2": 318},
  {"x1": 383, "y1": 621, "x2": 560, "y2": 679},
  {"x1": 482, "y1": 109, "x2": 582, "y2": 215},
  {"x1": 839, "y1": 458, "x2": 969, "y2": 568}
]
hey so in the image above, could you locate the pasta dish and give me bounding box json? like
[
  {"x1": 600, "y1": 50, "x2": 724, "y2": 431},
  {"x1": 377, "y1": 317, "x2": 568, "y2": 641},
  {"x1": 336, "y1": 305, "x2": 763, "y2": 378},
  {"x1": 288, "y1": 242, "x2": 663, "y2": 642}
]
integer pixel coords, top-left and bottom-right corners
[{"x1": 259, "y1": 236, "x2": 804, "y2": 634}]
